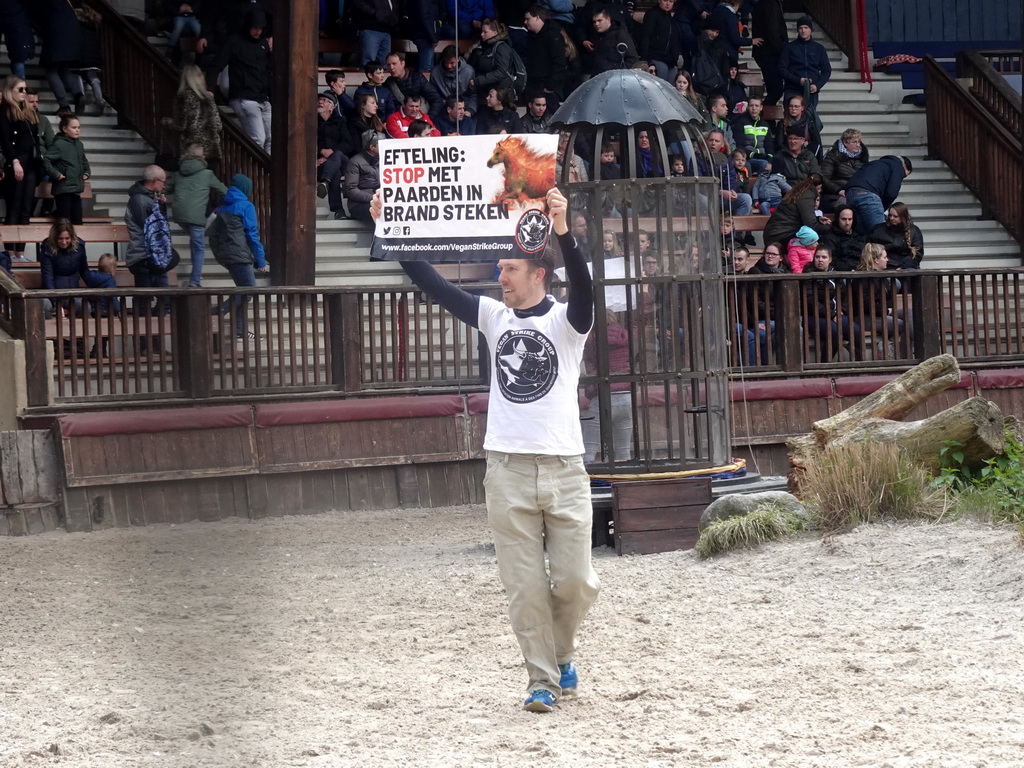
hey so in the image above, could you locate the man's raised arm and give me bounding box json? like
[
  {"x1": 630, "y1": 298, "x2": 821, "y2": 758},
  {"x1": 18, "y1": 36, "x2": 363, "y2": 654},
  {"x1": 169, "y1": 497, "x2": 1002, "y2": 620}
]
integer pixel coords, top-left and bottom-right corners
[{"x1": 548, "y1": 189, "x2": 594, "y2": 334}]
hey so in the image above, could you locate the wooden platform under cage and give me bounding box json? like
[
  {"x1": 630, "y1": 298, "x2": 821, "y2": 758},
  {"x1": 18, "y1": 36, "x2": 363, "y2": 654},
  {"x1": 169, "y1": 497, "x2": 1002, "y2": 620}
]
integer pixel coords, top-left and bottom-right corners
[{"x1": 611, "y1": 477, "x2": 712, "y2": 556}]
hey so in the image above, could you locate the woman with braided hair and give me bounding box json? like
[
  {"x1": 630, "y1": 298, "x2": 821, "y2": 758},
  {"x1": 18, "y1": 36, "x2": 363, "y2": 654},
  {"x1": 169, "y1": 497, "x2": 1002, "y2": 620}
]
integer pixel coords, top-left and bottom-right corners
[{"x1": 868, "y1": 201, "x2": 923, "y2": 270}]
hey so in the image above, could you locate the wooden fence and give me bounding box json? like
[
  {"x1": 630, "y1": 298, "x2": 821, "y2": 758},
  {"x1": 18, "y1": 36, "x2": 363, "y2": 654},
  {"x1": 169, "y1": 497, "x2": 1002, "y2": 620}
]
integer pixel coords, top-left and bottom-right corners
[
  {"x1": 956, "y1": 49, "x2": 1023, "y2": 139},
  {"x1": 2, "y1": 267, "x2": 1023, "y2": 412}
]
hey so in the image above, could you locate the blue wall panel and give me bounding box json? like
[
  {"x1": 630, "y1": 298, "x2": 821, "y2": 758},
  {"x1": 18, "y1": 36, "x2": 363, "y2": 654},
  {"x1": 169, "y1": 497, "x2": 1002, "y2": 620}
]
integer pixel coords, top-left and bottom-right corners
[{"x1": 865, "y1": 0, "x2": 1020, "y2": 44}]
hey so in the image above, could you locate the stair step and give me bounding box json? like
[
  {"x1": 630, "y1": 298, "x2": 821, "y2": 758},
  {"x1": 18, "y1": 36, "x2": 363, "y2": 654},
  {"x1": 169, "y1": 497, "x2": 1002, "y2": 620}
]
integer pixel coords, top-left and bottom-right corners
[{"x1": 928, "y1": 244, "x2": 1022, "y2": 257}]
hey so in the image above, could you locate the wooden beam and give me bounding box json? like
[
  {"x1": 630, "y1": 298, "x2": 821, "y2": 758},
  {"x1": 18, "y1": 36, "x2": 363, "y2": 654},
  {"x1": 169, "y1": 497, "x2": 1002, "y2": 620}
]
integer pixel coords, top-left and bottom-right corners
[{"x1": 270, "y1": 0, "x2": 317, "y2": 286}]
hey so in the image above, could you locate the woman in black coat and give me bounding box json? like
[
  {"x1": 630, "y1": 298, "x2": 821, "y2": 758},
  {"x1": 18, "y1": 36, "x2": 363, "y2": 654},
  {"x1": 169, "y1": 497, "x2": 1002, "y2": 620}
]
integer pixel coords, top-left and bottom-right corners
[
  {"x1": 476, "y1": 87, "x2": 523, "y2": 134},
  {"x1": 470, "y1": 20, "x2": 516, "y2": 97},
  {"x1": 868, "y1": 201, "x2": 924, "y2": 269},
  {"x1": 0, "y1": 75, "x2": 41, "y2": 261},
  {"x1": 747, "y1": 241, "x2": 788, "y2": 274},
  {"x1": 762, "y1": 173, "x2": 828, "y2": 249},
  {"x1": 39, "y1": 219, "x2": 89, "y2": 318}
]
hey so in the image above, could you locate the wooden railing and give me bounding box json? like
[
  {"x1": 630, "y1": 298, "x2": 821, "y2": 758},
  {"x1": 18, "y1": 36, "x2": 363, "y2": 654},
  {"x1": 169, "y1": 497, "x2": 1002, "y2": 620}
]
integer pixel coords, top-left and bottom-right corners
[
  {"x1": 924, "y1": 55, "x2": 1024, "y2": 244},
  {"x1": 972, "y1": 50, "x2": 1023, "y2": 72},
  {"x1": 0, "y1": 269, "x2": 490, "y2": 407},
  {"x1": 84, "y1": 0, "x2": 272, "y2": 244},
  {"x1": 724, "y1": 270, "x2": 1022, "y2": 371},
  {"x1": 2, "y1": 267, "x2": 1023, "y2": 412},
  {"x1": 956, "y1": 49, "x2": 1023, "y2": 138}
]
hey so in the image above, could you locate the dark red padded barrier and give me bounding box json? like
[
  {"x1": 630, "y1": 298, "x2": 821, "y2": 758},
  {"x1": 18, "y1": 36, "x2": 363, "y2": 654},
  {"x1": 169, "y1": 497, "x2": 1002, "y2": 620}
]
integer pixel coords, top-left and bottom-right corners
[
  {"x1": 975, "y1": 369, "x2": 1024, "y2": 390},
  {"x1": 59, "y1": 405, "x2": 254, "y2": 438},
  {"x1": 729, "y1": 378, "x2": 833, "y2": 402},
  {"x1": 254, "y1": 395, "x2": 466, "y2": 427},
  {"x1": 833, "y1": 372, "x2": 972, "y2": 398},
  {"x1": 467, "y1": 393, "x2": 489, "y2": 414}
]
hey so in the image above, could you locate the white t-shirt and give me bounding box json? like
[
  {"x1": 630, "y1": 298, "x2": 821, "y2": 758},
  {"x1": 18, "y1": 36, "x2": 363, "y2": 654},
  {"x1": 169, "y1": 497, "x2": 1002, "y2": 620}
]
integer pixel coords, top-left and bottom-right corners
[{"x1": 477, "y1": 296, "x2": 587, "y2": 456}]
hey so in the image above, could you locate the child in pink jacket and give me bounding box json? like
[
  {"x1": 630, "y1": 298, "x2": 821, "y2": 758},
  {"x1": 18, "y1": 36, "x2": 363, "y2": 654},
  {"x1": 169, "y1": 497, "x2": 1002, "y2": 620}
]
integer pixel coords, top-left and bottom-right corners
[{"x1": 786, "y1": 226, "x2": 820, "y2": 273}]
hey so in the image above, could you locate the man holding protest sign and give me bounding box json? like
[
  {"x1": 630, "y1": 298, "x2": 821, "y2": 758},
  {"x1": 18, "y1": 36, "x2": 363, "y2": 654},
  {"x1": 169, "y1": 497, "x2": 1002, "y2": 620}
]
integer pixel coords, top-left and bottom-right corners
[{"x1": 370, "y1": 177, "x2": 599, "y2": 713}]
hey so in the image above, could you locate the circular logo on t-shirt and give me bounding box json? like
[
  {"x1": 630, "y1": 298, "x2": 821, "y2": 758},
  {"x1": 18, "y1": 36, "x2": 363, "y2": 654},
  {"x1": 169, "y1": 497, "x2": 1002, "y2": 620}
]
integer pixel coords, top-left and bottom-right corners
[
  {"x1": 515, "y1": 208, "x2": 550, "y2": 254},
  {"x1": 494, "y1": 328, "x2": 559, "y2": 403}
]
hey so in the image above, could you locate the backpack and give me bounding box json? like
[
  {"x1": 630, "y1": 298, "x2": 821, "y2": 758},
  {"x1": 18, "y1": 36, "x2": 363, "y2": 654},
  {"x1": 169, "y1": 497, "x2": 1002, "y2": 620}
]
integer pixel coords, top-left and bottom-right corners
[
  {"x1": 503, "y1": 43, "x2": 528, "y2": 101},
  {"x1": 692, "y1": 48, "x2": 726, "y2": 96},
  {"x1": 144, "y1": 198, "x2": 175, "y2": 271}
]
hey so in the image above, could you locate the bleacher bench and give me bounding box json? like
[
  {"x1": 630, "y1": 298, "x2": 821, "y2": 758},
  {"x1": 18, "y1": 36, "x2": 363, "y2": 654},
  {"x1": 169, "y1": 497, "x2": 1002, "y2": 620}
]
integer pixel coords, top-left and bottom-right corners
[
  {"x1": 0, "y1": 223, "x2": 130, "y2": 260},
  {"x1": 34, "y1": 180, "x2": 92, "y2": 199}
]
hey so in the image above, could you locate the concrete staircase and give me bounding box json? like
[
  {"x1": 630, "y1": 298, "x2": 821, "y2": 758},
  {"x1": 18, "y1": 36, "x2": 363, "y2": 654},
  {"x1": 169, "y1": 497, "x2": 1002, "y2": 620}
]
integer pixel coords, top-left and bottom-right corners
[{"x1": 757, "y1": 16, "x2": 1021, "y2": 269}]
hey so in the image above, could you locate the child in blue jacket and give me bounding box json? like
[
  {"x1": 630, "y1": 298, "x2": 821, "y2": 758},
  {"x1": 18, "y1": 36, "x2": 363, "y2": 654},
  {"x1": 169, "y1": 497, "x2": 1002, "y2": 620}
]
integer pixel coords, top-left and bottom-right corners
[{"x1": 209, "y1": 174, "x2": 269, "y2": 339}]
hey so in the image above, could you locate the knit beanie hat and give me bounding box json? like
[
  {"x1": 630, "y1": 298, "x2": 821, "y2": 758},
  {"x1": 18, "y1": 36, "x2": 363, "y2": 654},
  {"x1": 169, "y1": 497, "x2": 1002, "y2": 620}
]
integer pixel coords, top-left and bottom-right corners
[
  {"x1": 231, "y1": 174, "x2": 253, "y2": 199},
  {"x1": 796, "y1": 15, "x2": 814, "y2": 30},
  {"x1": 796, "y1": 225, "x2": 819, "y2": 246}
]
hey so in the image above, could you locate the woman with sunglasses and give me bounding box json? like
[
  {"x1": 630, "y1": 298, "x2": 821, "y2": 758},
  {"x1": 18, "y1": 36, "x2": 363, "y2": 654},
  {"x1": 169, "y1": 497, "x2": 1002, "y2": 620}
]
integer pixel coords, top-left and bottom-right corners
[{"x1": 0, "y1": 75, "x2": 41, "y2": 261}]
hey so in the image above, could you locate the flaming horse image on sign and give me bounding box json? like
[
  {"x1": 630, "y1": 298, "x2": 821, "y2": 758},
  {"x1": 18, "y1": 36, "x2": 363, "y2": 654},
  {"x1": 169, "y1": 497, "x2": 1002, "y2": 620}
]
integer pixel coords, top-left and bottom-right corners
[{"x1": 486, "y1": 137, "x2": 556, "y2": 210}]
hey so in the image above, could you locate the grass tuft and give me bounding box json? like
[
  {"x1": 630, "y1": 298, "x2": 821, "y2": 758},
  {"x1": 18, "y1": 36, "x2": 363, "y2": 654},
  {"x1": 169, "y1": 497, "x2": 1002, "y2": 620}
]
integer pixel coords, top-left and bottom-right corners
[
  {"x1": 802, "y1": 441, "x2": 944, "y2": 532},
  {"x1": 696, "y1": 504, "x2": 805, "y2": 559}
]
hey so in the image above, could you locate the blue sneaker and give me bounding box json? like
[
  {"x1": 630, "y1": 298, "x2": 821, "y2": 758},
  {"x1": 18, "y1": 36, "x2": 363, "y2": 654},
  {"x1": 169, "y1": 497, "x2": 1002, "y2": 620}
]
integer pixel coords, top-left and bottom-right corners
[
  {"x1": 559, "y1": 662, "x2": 578, "y2": 695},
  {"x1": 523, "y1": 689, "x2": 556, "y2": 712}
]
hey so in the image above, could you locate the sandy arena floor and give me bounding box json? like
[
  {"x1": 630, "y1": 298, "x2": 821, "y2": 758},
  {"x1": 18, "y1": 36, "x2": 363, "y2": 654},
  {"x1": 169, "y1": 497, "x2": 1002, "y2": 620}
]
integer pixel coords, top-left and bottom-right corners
[{"x1": 1, "y1": 506, "x2": 1022, "y2": 767}]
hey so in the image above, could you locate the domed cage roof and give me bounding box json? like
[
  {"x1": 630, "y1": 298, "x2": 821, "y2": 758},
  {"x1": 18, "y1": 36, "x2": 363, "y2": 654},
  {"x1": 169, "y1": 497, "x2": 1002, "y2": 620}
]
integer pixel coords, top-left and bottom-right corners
[
  {"x1": 550, "y1": 69, "x2": 718, "y2": 182},
  {"x1": 549, "y1": 70, "x2": 732, "y2": 474}
]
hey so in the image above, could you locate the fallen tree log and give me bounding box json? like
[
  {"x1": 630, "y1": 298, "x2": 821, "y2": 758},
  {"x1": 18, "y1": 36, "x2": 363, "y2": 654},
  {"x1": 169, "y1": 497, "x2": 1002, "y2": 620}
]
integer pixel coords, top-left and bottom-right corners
[
  {"x1": 788, "y1": 355, "x2": 1008, "y2": 489},
  {"x1": 813, "y1": 354, "x2": 963, "y2": 445},
  {"x1": 829, "y1": 397, "x2": 1005, "y2": 474}
]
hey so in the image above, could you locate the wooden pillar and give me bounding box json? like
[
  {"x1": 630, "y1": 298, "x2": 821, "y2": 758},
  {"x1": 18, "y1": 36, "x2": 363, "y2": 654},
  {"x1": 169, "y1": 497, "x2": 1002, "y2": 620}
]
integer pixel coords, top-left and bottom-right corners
[
  {"x1": 270, "y1": 0, "x2": 318, "y2": 286},
  {"x1": 776, "y1": 279, "x2": 804, "y2": 373}
]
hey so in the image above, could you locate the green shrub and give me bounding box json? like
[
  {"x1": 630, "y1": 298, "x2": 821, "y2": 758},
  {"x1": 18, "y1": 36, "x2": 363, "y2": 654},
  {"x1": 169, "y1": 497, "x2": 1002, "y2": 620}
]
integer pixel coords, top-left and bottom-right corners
[
  {"x1": 945, "y1": 430, "x2": 1024, "y2": 533},
  {"x1": 802, "y1": 441, "x2": 944, "y2": 532},
  {"x1": 695, "y1": 504, "x2": 804, "y2": 559}
]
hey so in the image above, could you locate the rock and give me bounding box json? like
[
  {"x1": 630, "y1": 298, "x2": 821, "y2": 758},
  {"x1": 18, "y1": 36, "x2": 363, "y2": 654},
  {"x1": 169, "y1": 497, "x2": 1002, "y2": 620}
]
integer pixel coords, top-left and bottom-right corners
[{"x1": 698, "y1": 491, "x2": 807, "y2": 532}]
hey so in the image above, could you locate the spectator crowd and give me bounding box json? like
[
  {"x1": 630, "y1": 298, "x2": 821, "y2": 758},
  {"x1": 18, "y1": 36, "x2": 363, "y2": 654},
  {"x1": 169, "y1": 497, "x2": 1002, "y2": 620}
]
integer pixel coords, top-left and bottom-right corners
[{"x1": 1, "y1": 0, "x2": 927, "y2": 361}]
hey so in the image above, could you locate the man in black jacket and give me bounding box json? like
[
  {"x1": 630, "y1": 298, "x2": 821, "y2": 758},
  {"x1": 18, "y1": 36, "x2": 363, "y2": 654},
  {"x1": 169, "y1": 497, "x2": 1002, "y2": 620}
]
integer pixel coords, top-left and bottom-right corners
[
  {"x1": 582, "y1": 6, "x2": 638, "y2": 76},
  {"x1": 208, "y1": 9, "x2": 273, "y2": 153},
  {"x1": 316, "y1": 94, "x2": 356, "y2": 220},
  {"x1": 821, "y1": 206, "x2": 865, "y2": 271},
  {"x1": 520, "y1": 93, "x2": 553, "y2": 133},
  {"x1": 524, "y1": 6, "x2": 568, "y2": 112}
]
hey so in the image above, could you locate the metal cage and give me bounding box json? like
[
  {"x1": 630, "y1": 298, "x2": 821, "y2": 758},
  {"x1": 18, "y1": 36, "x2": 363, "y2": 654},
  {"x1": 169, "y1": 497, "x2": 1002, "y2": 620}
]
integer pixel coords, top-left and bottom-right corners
[{"x1": 551, "y1": 70, "x2": 731, "y2": 473}]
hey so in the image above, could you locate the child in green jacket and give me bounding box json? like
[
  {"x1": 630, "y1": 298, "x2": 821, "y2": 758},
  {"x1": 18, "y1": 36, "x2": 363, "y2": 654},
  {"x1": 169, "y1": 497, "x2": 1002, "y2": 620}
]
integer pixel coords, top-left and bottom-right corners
[
  {"x1": 166, "y1": 143, "x2": 228, "y2": 287},
  {"x1": 43, "y1": 114, "x2": 91, "y2": 225}
]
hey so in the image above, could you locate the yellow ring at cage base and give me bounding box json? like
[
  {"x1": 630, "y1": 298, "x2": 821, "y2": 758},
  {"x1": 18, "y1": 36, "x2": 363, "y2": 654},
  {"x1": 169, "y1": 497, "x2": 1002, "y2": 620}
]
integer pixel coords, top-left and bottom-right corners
[{"x1": 588, "y1": 458, "x2": 746, "y2": 483}]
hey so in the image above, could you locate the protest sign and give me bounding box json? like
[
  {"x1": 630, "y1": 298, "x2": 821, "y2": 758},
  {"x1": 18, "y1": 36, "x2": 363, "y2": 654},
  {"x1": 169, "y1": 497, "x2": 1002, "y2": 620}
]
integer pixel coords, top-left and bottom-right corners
[{"x1": 371, "y1": 134, "x2": 558, "y2": 262}]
